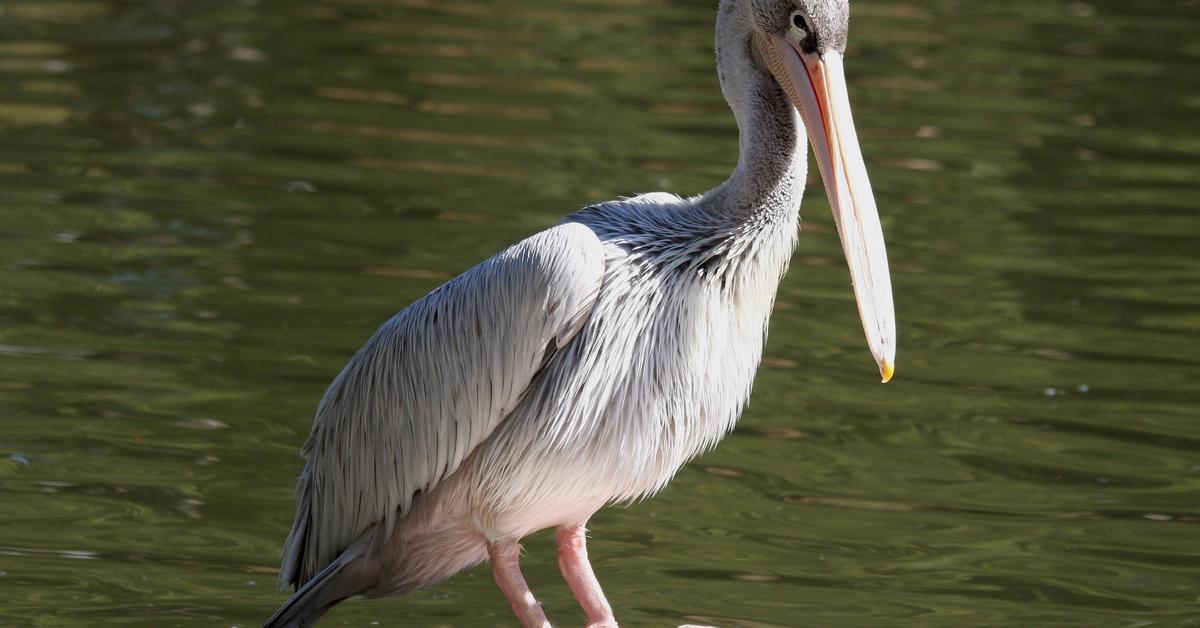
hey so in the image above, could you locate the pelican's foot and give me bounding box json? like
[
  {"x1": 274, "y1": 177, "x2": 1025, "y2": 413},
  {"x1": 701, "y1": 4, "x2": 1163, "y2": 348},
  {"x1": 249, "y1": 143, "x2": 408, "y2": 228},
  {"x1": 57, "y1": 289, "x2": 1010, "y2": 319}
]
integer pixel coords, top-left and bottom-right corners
[
  {"x1": 488, "y1": 540, "x2": 551, "y2": 628},
  {"x1": 557, "y1": 524, "x2": 619, "y2": 628}
]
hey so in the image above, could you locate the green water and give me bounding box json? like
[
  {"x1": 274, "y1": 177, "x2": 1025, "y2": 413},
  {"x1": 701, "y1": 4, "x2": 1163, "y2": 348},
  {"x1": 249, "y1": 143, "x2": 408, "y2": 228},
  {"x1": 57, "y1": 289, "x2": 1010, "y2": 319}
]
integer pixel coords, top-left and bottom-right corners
[{"x1": 1, "y1": 0, "x2": 1198, "y2": 625}]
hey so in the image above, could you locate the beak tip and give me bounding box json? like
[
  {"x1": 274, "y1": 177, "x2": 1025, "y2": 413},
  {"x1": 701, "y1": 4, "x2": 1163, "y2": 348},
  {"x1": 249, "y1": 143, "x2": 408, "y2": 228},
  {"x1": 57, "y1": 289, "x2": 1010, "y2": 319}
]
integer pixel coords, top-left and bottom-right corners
[{"x1": 879, "y1": 359, "x2": 895, "y2": 384}]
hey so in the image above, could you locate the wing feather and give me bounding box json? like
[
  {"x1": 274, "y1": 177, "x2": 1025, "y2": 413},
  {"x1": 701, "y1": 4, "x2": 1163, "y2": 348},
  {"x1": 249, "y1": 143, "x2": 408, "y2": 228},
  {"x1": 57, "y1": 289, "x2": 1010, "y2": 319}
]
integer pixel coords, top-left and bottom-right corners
[{"x1": 279, "y1": 223, "x2": 605, "y2": 587}]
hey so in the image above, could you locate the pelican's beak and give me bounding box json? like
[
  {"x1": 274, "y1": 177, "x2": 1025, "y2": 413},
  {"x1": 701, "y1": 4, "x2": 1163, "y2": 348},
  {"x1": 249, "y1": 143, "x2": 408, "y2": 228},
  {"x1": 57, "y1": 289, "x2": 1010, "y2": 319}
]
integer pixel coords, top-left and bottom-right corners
[{"x1": 763, "y1": 37, "x2": 896, "y2": 382}]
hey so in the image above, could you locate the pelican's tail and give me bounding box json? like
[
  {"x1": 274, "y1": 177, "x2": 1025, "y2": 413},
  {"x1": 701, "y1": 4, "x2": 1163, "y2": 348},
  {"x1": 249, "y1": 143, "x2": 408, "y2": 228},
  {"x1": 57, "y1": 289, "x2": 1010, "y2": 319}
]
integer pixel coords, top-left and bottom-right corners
[{"x1": 263, "y1": 533, "x2": 378, "y2": 628}]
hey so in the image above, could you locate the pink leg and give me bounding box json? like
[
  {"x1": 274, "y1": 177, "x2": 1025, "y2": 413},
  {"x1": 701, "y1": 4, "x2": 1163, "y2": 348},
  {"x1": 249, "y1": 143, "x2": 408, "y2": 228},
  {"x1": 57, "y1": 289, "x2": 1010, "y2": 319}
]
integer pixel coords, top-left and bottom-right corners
[
  {"x1": 556, "y1": 524, "x2": 617, "y2": 628},
  {"x1": 488, "y1": 540, "x2": 551, "y2": 628}
]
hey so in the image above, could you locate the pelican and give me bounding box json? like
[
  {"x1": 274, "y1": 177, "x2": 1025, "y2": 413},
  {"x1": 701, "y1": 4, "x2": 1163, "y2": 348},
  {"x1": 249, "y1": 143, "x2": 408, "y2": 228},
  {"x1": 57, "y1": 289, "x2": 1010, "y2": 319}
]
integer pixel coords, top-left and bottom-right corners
[{"x1": 264, "y1": 0, "x2": 895, "y2": 625}]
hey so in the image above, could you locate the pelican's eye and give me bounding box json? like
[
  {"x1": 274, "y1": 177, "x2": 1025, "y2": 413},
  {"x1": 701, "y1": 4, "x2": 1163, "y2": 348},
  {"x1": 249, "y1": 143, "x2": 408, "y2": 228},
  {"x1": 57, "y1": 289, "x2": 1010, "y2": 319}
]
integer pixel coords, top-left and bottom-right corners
[{"x1": 790, "y1": 10, "x2": 812, "y2": 35}]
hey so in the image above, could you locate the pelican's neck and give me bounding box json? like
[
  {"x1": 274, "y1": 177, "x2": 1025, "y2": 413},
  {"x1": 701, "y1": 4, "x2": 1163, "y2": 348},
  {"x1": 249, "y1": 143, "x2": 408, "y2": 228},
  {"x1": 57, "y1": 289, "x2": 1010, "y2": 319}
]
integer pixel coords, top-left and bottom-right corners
[{"x1": 703, "y1": 15, "x2": 808, "y2": 224}]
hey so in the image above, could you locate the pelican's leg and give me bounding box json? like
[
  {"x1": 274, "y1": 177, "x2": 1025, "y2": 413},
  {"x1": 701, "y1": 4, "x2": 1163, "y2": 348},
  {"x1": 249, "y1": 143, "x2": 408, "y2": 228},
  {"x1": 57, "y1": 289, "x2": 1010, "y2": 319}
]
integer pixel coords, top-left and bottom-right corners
[
  {"x1": 556, "y1": 524, "x2": 617, "y2": 628},
  {"x1": 488, "y1": 540, "x2": 551, "y2": 628}
]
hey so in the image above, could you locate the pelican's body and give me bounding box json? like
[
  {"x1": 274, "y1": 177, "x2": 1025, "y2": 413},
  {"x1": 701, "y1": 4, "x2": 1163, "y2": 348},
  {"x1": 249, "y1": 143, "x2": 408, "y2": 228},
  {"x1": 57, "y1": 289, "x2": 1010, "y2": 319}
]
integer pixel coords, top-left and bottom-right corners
[{"x1": 266, "y1": 1, "x2": 895, "y2": 626}]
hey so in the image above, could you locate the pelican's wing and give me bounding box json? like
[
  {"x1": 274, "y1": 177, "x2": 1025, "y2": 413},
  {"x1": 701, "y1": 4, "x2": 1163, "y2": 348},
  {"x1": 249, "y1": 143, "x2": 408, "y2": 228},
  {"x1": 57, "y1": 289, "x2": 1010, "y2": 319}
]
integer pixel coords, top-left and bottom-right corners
[{"x1": 279, "y1": 222, "x2": 606, "y2": 587}]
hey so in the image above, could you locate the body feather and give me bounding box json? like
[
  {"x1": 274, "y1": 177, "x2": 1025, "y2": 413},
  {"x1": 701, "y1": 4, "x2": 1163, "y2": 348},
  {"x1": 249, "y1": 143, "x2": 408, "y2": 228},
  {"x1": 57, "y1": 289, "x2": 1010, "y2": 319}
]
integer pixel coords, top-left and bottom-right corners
[{"x1": 279, "y1": 223, "x2": 606, "y2": 589}]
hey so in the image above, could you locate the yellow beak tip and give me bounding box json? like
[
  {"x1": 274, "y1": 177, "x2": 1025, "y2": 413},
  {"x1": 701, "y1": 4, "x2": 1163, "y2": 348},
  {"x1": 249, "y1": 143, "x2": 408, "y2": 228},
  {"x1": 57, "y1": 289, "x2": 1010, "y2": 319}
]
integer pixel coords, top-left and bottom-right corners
[{"x1": 880, "y1": 360, "x2": 895, "y2": 384}]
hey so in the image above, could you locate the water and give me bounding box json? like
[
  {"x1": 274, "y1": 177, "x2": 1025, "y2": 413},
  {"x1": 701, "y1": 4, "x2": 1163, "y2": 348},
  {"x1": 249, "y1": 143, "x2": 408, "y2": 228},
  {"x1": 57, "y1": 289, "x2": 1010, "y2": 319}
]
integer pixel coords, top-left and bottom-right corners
[{"x1": 1, "y1": 0, "x2": 1197, "y2": 625}]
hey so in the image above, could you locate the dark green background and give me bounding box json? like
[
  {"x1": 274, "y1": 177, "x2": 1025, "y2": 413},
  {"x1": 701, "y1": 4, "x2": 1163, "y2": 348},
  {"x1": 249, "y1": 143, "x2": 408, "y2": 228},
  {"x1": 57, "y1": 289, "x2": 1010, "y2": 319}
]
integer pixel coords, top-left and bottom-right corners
[{"x1": 1, "y1": 0, "x2": 1197, "y2": 625}]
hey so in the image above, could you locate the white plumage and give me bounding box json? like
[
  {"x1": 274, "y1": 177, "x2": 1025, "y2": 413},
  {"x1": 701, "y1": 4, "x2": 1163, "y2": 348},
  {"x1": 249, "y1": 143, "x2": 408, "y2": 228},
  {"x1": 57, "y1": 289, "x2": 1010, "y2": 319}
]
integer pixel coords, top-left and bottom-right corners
[
  {"x1": 280, "y1": 224, "x2": 606, "y2": 586},
  {"x1": 266, "y1": 1, "x2": 894, "y2": 626}
]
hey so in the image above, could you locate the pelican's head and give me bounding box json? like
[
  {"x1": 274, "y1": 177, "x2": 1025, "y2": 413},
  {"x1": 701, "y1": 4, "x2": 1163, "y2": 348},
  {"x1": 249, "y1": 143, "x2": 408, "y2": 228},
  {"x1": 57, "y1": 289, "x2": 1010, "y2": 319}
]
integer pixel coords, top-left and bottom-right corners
[
  {"x1": 748, "y1": 0, "x2": 849, "y2": 54},
  {"x1": 721, "y1": 0, "x2": 896, "y2": 382}
]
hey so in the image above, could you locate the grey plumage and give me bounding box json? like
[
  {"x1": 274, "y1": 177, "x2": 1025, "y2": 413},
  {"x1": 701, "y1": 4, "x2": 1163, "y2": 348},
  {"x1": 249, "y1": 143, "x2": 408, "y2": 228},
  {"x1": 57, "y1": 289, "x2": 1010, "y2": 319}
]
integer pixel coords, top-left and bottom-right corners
[
  {"x1": 266, "y1": 0, "x2": 895, "y2": 625},
  {"x1": 280, "y1": 224, "x2": 606, "y2": 588}
]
